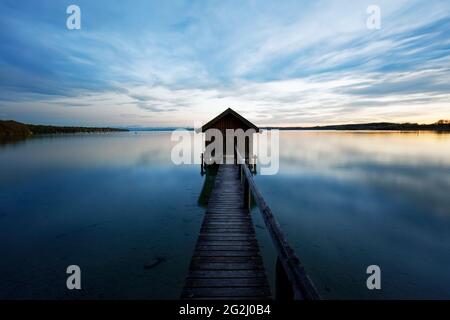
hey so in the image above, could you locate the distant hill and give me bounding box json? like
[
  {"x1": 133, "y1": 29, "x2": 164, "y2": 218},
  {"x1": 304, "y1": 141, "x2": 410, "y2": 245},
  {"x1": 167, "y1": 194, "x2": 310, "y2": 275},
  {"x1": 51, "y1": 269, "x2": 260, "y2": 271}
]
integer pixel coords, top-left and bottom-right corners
[
  {"x1": 265, "y1": 120, "x2": 450, "y2": 131},
  {"x1": 0, "y1": 120, "x2": 31, "y2": 141},
  {"x1": 0, "y1": 120, "x2": 128, "y2": 143}
]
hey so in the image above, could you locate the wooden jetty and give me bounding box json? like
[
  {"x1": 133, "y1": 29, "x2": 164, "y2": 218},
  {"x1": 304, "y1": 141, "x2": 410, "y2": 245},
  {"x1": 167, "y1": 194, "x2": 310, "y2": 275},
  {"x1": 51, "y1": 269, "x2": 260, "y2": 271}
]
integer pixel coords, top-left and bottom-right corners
[
  {"x1": 181, "y1": 108, "x2": 320, "y2": 300},
  {"x1": 181, "y1": 164, "x2": 271, "y2": 299}
]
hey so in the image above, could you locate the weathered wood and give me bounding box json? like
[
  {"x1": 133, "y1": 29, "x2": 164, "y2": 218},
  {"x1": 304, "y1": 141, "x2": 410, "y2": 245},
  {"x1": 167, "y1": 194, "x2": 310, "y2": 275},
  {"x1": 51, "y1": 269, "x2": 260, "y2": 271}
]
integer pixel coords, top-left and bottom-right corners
[
  {"x1": 188, "y1": 270, "x2": 267, "y2": 278},
  {"x1": 198, "y1": 235, "x2": 255, "y2": 240},
  {"x1": 182, "y1": 287, "x2": 271, "y2": 299},
  {"x1": 196, "y1": 245, "x2": 257, "y2": 251},
  {"x1": 184, "y1": 158, "x2": 320, "y2": 300},
  {"x1": 200, "y1": 232, "x2": 255, "y2": 237},
  {"x1": 194, "y1": 251, "x2": 259, "y2": 257},
  {"x1": 236, "y1": 150, "x2": 320, "y2": 300},
  {"x1": 192, "y1": 255, "x2": 261, "y2": 260},
  {"x1": 195, "y1": 240, "x2": 257, "y2": 246},
  {"x1": 203, "y1": 219, "x2": 251, "y2": 224},
  {"x1": 185, "y1": 278, "x2": 268, "y2": 288},
  {"x1": 200, "y1": 228, "x2": 252, "y2": 234},
  {"x1": 189, "y1": 262, "x2": 264, "y2": 270},
  {"x1": 202, "y1": 222, "x2": 253, "y2": 227},
  {"x1": 243, "y1": 178, "x2": 251, "y2": 211},
  {"x1": 192, "y1": 257, "x2": 263, "y2": 263},
  {"x1": 182, "y1": 164, "x2": 271, "y2": 300}
]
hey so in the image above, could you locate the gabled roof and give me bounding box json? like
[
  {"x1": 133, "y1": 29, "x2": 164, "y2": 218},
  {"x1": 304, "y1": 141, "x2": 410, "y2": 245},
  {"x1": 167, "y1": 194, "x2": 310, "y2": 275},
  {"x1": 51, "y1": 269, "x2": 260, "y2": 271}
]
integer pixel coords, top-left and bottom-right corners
[{"x1": 200, "y1": 108, "x2": 260, "y2": 133}]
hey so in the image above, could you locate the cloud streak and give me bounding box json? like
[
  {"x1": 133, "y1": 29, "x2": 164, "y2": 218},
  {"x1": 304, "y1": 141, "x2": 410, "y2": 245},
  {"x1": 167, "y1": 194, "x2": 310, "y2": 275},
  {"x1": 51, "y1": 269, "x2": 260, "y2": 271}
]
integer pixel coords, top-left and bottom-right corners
[{"x1": 0, "y1": 0, "x2": 449, "y2": 126}]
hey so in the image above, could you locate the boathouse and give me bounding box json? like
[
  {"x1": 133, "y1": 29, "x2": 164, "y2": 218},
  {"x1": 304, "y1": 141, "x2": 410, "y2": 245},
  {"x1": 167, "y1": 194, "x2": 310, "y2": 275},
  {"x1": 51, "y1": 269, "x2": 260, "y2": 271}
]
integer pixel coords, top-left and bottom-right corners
[
  {"x1": 200, "y1": 108, "x2": 259, "y2": 164},
  {"x1": 183, "y1": 108, "x2": 320, "y2": 300}
]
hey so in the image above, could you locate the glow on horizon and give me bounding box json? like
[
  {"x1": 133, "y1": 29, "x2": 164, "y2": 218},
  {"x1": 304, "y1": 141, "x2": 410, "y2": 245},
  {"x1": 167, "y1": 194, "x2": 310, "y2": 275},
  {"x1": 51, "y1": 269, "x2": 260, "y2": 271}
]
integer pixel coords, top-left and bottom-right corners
[{"x1": 0, "y1": 0, "x2": 449, "y2": 127}]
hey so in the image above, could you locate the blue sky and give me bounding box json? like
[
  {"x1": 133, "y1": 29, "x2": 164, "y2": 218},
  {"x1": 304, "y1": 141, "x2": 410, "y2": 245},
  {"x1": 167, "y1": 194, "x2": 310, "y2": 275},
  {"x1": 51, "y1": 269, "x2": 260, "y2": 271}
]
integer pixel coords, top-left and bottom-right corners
[{"x1": 0, "y1": 0, "x2": 449, "y2": 127}]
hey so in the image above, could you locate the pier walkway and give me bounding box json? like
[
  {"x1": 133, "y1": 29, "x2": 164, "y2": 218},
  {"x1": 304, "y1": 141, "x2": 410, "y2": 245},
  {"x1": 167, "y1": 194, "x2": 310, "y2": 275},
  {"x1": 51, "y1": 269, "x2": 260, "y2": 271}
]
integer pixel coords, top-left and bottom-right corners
[
  {"x1": 181, "y1": 164, "x2": 271, "y2": 299},
  {"x1": 182, "y1": 155, "x2": 320, "y2": 300}
]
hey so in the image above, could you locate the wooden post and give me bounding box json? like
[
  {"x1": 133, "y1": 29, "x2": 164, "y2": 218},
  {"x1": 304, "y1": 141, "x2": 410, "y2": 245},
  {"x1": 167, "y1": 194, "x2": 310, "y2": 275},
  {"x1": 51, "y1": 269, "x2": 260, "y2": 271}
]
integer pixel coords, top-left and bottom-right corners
[
  {"x1": 243, "y1": 178, "x2": 251, "y2": 212},
  {"x1": 234, "y1": 147, "x2": 320, "y2": 300},
  {"x1": 275, "y1": 256, "x2": 294, "y2": 300},
  {"x1": 201, "y1": 153, "x2": 205, "y2": 176}
]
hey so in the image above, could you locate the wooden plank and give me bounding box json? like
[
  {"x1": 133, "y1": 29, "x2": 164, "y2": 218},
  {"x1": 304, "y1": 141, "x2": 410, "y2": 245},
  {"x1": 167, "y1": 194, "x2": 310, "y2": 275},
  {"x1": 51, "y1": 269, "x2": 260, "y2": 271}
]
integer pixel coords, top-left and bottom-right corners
[
  {"x1": 185, "y1": 278, "x2": 268, "y2": 288},
  {"x1": 206, "y1": 214, "x2": 247, "y2": 217},
  {"x1": 191, "y1": 256, "x2": 263, "y2": 263},
  {"x1": 203, "y1": 219, "x2": 250, "y2": 224},
  {"x1": 193, "y1": 250, "x2": 259, "y2": 257},
  {"x1": 198, "y1": 235, "x2": 255, "y2": 241},
  {"x1": 189, "y1": 262, "x2": 263, "y2": 270},
  {"x1": 182, "y1": 287, "x2": 271, "y2": 298},
  {"x1": 185, "y1": 297, "x2": 270, "y2": 300},
  {"x1": 196, "y1": 245, "x2": 257, "y2": 251},
  {"x1": 202, "y1": 225, "x2": 252, "y2": 229},
  {"x1": 196, "y1": 239, "x2": 257, "y2": 246},
  {"x1": 200, "y1": 228, "x2": 251, "y2": 234},
  {"x1": 188, "y1": 270, "x2": 267, "y2": 278},
  {"x1": 203, "y1": 221, "x2": 251, "y2": 225},
  {"x1": 202, "y1": 222, "x2": 252, "y2": 226},
  {"x1": 182, "y1": 164, "x2": 271, "y2": 300},
  {"x1": 204, "y1": 215, "x2": 250, "y2": 219},
  {"x1": 198, "y1": 232, "x2": 255, "y2": 237}
]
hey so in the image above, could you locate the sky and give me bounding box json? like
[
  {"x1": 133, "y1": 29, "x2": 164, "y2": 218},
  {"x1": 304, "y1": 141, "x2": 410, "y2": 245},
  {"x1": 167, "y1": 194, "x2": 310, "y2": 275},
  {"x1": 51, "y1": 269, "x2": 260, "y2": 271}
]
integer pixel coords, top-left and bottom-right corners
[{"x1": 0, "y1": 0, "x2": 449, "y2": 127}]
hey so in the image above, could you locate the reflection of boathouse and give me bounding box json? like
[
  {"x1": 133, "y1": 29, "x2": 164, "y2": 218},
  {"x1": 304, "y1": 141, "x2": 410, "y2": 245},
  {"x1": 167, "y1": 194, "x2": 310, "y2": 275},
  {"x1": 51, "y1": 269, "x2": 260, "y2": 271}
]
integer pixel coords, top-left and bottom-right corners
[{"x1": 200, "y1": 108, "x2": 259, "y2": 165}]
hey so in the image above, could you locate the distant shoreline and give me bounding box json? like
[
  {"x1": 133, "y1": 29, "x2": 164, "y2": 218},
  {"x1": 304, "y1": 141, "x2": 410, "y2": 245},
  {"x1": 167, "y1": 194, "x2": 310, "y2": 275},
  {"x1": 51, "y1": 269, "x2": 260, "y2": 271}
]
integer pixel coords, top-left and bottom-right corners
[
  {"x1": 0, "y1": 120, "x2": 128, "y2": 143},
  {"x1": 128, "y1": 120, "x2": 450, "y2": 132},
  {"x1": 263, "y1": 121, "x2": 450, "y2": 131},
  {"x1": 2, "y1": 119, "x2": 449, "y2": 143}
]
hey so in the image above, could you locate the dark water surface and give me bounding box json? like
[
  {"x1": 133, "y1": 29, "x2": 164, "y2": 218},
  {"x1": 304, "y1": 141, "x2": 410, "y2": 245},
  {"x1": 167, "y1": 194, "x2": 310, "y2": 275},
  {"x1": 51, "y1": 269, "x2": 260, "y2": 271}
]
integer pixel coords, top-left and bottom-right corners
[
  {"x1": 1, "y1": 131, "x2": 449, "y2": 299},
  {"x1": 253, "y1": 131, "x2": 450, "y2": 299},
  {"x1": 0, "y1": 132, "x2": 203, "y2": 299}
]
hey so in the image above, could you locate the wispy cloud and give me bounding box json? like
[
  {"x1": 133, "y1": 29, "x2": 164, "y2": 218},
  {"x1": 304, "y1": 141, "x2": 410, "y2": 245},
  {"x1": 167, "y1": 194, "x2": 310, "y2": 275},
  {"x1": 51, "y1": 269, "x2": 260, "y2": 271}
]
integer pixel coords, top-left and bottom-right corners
[{"x1": 0, "y1": 0, "x2": 449, "y2": 126}]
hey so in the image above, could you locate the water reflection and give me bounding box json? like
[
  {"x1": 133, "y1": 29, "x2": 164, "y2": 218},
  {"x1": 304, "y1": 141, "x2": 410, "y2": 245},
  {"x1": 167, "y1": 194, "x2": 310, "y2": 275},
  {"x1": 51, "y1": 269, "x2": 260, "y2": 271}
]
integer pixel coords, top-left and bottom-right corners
[
  {"x1": 254, "y1": 131, "x2": 450, "y2": 299},
  {"x1": 1, "y1": 130, "x2": 450, "y2": 299},
  {"x1": 0, "y1": 132, "x2": 203, "y2": 299}
]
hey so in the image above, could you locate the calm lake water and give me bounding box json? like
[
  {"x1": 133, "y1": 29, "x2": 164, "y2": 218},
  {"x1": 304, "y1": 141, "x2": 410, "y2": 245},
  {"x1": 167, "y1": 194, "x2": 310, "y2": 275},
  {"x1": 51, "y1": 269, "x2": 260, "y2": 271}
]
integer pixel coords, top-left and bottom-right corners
[{"x1": 1, "y1": 131, "x2": 449, "y2": 299}]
